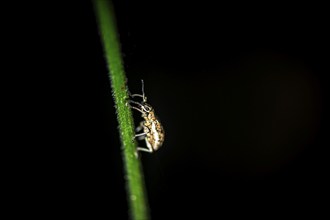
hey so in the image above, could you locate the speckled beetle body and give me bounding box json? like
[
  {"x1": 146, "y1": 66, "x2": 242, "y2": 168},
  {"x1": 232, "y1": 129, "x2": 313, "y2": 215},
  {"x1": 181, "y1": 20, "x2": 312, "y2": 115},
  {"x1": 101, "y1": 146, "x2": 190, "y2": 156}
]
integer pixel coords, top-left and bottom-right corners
[{"x1": 128, "y1": 80, "x2": 164, "y2": 153}]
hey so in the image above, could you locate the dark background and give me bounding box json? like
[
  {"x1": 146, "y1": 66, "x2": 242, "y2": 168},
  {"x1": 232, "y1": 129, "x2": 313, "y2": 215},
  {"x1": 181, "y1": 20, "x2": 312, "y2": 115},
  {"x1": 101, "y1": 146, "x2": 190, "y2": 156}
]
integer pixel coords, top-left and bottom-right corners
[{"x1": 42, "y1": 0, "x2": 328, "y2": 219}]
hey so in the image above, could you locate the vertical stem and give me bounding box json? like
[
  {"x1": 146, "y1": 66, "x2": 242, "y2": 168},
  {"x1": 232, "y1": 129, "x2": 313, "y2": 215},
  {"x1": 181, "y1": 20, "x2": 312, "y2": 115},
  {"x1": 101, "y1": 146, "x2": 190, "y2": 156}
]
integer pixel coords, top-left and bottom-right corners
[{"x1": 93, "y1": 0, "x2": 150, "y2": 219}]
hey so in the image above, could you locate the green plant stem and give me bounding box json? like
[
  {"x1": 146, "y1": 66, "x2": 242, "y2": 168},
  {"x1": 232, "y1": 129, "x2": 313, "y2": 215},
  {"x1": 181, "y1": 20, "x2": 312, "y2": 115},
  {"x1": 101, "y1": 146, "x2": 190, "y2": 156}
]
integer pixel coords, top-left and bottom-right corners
[{"x1": 93, "y1": 1, "x2": 149, "y2": 219}]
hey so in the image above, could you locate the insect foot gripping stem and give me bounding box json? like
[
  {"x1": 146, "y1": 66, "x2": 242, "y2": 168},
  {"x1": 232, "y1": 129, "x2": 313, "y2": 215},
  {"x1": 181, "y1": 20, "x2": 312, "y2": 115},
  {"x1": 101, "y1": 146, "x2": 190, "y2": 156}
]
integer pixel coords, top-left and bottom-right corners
[{"x1": 128, "y1": 80, "x2": 165, "y2": 154}]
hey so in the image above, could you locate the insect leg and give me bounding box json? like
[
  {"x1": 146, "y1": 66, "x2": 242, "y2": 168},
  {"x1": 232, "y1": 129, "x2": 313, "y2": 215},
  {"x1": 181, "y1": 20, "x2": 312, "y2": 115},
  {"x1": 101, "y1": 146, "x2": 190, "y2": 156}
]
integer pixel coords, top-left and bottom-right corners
[
  {"x1": 135, "y1": 132, "x2": 147, "y2": 138},
  {"x1": 135, "y1": 146, "x2": 151, "y2": 158},
  {"x1": 137, "y1": 147, "x2": 153, "y2": 153},
  {"x1": 135, "y1": 121, "x2": 144, "y2": 132},
  {"x1": 133, "y1": 130, "x2": 147, "y2": 141},
  {"x1": 129, "y1": 100, "x2": 144, "y2": 107},
  {"x1": 136, "y1": 136, "x2": 154, "y2": 153},
  {"x1": 132, "y1": 132, "x2": 146, "y2": 143},
  {"x1": 130, "y1": 106, "x2": 144, "y2": 114},
  {"x1": 128, "y1": 80, "x2": 147, "y2": 102},
  {"x1": 127, "y1": 100, "x2": 147, "y2": 114},
  {"x1": 130, "y1": 94, "x2": 144, "y2": 99}
]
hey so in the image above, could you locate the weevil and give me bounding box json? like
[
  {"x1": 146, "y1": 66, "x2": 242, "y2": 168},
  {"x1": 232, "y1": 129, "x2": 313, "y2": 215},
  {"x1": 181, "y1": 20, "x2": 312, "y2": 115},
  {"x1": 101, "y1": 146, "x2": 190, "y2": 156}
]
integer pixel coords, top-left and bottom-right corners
[{"x1": 128, "y1": 80, "x2": 165, "y2": 153}]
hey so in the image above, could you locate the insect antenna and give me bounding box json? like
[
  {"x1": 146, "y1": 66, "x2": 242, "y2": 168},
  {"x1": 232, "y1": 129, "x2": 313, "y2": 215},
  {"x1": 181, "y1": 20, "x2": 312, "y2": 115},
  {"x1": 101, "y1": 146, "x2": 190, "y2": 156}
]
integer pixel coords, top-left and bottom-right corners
[
  {"x1": 141, "y1": 79, "x2": 147, "y2": 103},
  {"x1": 128, "y1": 79, "x2": 147, "y2": 103}
]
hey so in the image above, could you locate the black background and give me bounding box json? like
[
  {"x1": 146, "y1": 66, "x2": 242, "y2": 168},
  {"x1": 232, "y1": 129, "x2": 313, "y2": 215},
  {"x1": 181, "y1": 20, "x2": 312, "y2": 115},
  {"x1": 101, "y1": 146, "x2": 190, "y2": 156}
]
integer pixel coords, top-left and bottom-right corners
[{"x1": 29, "y1": 0, "x2": 328, "y2": 219}]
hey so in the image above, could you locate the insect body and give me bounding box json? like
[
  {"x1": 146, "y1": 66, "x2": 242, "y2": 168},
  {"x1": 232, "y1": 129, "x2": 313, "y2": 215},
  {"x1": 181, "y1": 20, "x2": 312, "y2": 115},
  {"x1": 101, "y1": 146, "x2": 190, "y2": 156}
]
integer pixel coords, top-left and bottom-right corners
[{"x1": 128, "y1": 80, "x2": 164, "y2": 153}]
